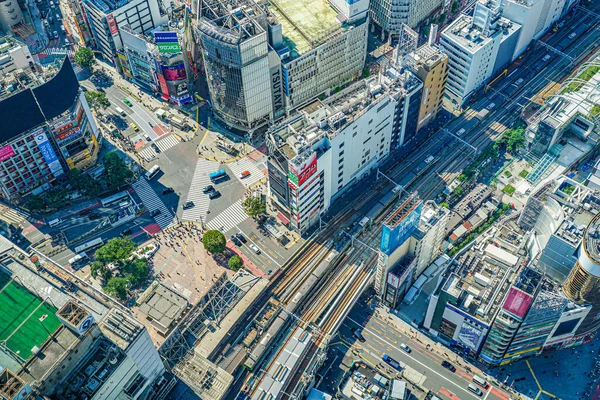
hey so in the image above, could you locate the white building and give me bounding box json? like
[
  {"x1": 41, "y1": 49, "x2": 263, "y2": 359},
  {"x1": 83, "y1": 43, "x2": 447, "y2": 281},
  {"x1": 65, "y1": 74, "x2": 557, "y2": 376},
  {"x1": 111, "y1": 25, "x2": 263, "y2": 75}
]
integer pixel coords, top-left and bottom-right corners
[
  {"x1": 267, "y1": 68, "x2": 422, "y2": 235},
  {"x1": 0, "y1": 37, "x2": 33, "y2": 77},
  {"x1": 83, "y1": 0, "x2": 167, "y2": 63}
]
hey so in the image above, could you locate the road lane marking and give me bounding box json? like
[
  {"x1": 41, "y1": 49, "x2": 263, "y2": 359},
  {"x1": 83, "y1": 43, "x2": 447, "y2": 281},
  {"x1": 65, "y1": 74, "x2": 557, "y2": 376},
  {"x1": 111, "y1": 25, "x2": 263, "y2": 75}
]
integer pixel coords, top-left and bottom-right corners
[{"x1": 238, "y1": 228, "x2": 281, "y2": 267}]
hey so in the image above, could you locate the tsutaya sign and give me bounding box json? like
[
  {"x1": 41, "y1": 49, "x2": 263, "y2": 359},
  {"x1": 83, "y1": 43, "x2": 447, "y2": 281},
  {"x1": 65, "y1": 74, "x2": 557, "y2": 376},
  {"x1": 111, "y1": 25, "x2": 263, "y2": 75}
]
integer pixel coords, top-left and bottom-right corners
[{"x1": 154, "y1": 31, "x2": 181, "y2": 53}]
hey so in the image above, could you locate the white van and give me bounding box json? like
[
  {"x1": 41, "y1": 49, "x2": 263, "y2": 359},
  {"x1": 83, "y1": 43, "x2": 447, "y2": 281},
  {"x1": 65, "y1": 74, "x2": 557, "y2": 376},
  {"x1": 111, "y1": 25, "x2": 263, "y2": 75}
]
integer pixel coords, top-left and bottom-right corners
[
  {"x1": 115, "y1": 106, "x2": 126, "y2": 116},
  {"x1": 48, "y1": 218, "x2": 61, "y2": 227},
  {"x1": 468, "y1": 384, "x2": 483, "y2": 397},
  {"x1": 457, "y1": 128, "x2": 466, "y2": 136},
  {"x1": 472, "y1": 375, "x2": 487, "y2": 388},
  {"x1": 119, "y1": 201, "x2": 131, "y2": 209}
]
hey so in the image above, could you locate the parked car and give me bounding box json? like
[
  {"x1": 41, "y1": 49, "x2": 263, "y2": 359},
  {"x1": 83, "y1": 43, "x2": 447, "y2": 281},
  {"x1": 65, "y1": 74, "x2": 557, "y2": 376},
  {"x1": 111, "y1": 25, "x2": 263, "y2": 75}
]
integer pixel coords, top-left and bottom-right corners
[
  {"x1": 235, "y1": 233, "x2": 247, "y2": 243},
  {"x1": 130, "y1": 122, "x2": 139, "y2": 131},
  {"x1": 230, "y1": 235, "x2": 241, "y2": 246},
  {"x1": 203, "y1": 185, "x2": 214, "y2": 194},
  {"x1": 352, "y1": 329, "x2": 366, "y2": 342},
  {"x1": 151, "y1": 143, "x2": 160, "y2": 153},
  {"x1": 121, "y1": 228, "x2": 132, "y2": 236}
]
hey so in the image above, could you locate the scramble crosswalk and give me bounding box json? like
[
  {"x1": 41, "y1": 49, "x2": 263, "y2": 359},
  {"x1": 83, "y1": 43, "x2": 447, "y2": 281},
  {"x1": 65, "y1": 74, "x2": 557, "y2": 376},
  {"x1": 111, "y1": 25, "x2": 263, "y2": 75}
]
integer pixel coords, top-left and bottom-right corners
[
  {"x1": 205, "y1": 199, "x2": 248, "y2": 233},
  {"x1": 40, "y1": 48, "x2": 76, "y2": 56},
  {"x1": 132, "y1": 179, "x2": 174, "y2": 229},
  {"x1": 181, "y1": 158, "x2": 219, "y2": 222},
  {"x1": 137, "y1": 135, "x2": 180, "y2": 161},
  {"x1": 0, "y1": 205, "x2": 29, "y2": 226},
  {"x1": 226, "y1": 157, "x2": 265, "y2": 188}
]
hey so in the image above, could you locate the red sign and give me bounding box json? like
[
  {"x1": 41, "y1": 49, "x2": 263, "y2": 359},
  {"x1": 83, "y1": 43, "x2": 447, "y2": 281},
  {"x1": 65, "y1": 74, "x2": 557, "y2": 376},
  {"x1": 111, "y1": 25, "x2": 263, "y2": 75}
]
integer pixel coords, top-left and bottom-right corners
[
  {"x1": 106, "y1": 14, "x2": 118, "y2": 35},
  {"x1": 157, "y1": 73, "x2": 170, "y2": 100},
  {"x1": 0, "y1": 145, "x2": 15, "y2": 162},
  {"x1": 502, "y1": 288, "x2": 533, "y2": 319},
  {"x1": 289, "y1": 153, "x2": 317, "y2": 186}
]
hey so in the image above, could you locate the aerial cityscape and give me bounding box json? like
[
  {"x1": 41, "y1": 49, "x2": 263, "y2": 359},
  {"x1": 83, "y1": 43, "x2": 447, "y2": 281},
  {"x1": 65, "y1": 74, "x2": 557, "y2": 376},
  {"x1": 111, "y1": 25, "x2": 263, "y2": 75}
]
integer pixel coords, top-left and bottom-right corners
[{"x1": 0, "y1": 0, "x2": 598, "y2": 399}]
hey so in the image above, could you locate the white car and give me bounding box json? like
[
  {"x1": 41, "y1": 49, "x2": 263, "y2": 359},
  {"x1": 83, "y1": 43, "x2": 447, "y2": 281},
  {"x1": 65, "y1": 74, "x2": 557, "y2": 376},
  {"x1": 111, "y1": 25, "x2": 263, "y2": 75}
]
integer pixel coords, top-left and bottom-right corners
[
  {"x1": 249, "y1": 244, "x2": 261, "y2": 254},
  {"x1": 568, "y1": 32, "x2": 577, "y2": 39}
]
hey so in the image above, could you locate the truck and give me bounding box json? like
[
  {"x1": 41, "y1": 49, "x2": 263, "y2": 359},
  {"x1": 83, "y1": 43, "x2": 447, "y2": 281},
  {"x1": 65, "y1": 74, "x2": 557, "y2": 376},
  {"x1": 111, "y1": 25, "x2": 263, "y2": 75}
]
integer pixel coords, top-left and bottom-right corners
[{"x1": 382, "y1": 354, "x2": 402, "y2": 371}]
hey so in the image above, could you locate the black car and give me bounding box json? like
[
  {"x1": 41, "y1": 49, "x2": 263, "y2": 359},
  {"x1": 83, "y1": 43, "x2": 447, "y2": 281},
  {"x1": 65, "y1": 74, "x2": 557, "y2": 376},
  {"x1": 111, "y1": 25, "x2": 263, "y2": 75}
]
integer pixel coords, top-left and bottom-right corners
[
  {"x1": 230, "y1": 235, "x2": 241, "y2": 246},
  {"x1": 121, "y1": 228, "x2": 132, "y2": 236},
  {"x1": 235, "y1": 233, "x2": 247, "y2": 243},
  {"x1": 162, "y1": 187, "x2": 174, "y2": 194},
  {"x1": 208, "y1": 190, "x2": 221, "y2": 200},
  {"x1": 202, "y1": 185, "x2": 214, "y2": 194},
  {"x1": 150, "y1": 209, "x2": 161, "y2": 217},
  {"x1": 152, "y1": 143, "x2": 161, "y2": 153},
  {"x1": 442, "y1": 361, "x2": 456, "y2": 372},
  {"x1": 88, "y1": 212, "x2": 100, "y2": 220}
]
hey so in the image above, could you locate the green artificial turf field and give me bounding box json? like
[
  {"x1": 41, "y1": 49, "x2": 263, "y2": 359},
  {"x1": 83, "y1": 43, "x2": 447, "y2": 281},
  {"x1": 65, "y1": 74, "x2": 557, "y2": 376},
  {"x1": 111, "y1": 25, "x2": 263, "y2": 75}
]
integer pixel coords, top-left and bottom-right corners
[{"x1": 0, "y1": 271, "x2": 62, "y2": 360}]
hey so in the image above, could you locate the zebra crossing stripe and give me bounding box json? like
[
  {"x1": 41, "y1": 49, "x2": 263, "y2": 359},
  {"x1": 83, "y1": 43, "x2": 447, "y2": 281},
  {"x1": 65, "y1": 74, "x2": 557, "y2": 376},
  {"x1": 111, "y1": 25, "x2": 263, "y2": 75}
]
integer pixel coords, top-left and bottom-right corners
[
  {"x1": 205, "y1": 200, "x2": 248, "y2": 233},
  {"x1": 226, "y1": 157, "x2": 265, "y2": 188},
  {"x1": 138, "y1": 147, "x2": 157, "y2": 161},
  {"x1": 132, "y1": 179, "x2": 174, "y2": 229},
  {"x1": 181, "y1": 158, "x2": 218, "y2": 222},
  {"x1": 155, "y1": 135, "x2": 179, "y2": 152}
]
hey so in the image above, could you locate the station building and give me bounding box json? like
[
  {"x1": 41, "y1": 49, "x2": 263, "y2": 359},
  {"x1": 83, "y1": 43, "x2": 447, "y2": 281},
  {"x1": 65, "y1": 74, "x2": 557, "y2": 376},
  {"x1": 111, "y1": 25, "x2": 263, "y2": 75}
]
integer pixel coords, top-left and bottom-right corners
[{"x1": 0, "y1": 58, "x2": 100, "y2": 202}]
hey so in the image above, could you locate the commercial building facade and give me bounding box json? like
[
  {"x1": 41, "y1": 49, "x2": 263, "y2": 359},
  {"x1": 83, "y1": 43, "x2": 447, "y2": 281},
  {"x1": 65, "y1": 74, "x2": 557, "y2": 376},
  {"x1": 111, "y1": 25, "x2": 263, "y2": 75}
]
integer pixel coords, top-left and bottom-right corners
[
  {"x1": 369, "y1": 0, "x2": 442, "y2": 42},
  {"x1": 0, "y1": 58, "x2": 100, "y2": 202},
  {"x1": 266, "y1": 68, "x2": 422, "y2": 235}
]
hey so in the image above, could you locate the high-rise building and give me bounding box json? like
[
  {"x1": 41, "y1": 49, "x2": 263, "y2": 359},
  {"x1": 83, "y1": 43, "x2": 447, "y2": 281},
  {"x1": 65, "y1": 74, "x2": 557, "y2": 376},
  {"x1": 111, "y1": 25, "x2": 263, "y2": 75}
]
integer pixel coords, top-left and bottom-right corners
[
  {"x1": 266, "y1": 68, "x2": 422, "y2": 236},
  {"x1": 440, "y1": 2, "x2": 520, "y2": 107},
  {"x1": 82, "y1": 0, "x2": 167, "y2": 63},
  {"x1": 0, "y1": 0, "x2": 24, "y2": 34},
  {"x1": 195, "y1": 0, "x2": 368, "y2": 132},
  {"x1": 0, "y1": 58, "x2": 100, "y2": 202},
  {"x1": 369, "y1": 0, "x2": 442, "y2": 43},
  {"x1": 562, "y1": 212, "x2": 600, "y2": 342},
  {"x1": 407, "y1": 44, "x2": 448, "y2": 131}
]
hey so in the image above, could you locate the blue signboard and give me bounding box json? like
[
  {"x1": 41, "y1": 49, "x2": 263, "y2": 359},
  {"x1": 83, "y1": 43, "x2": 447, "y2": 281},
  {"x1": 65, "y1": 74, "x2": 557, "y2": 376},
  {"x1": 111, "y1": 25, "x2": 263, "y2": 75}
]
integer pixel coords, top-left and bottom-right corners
[
  {"x1": 282, "y1": 66, "x2": 289, "y2": 96},
  {"x1": 380, "y1": 203, "x2": 423, "y2": 255},
  {"x1": 154, "y1": 31, "x2": 178, "y2": 43},
  {"x1": 33, "y1": 129, "x2": 64, "y2": 177}
]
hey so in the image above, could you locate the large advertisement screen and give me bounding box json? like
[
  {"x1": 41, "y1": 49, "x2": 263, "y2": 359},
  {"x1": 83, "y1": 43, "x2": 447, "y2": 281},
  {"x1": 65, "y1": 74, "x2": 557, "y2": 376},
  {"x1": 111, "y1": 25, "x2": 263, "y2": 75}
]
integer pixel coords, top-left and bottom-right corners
[
  {"x1": 457, "y1": 323, "x2": 484, "y2": 350},
  {"x1": 106, "y1": 14, "x2": 118, "y2": 35},
  {"x1": 34, "y1": 129, "x2": 64, "y2": 177},
  {"x1": 502, "y1": 288, "x2": 533, "y2": 319},
  {"x1": 155, "y1": 31, "x2": 181, "y2": 53},
  {"x1": 162, "y1": 64, "x2": 186, "y2": 81},
  {"x1": 380, "y1": 203, "x2": 422, "y2": 255},
  {"x1": 288, "y1": 153, "x2": 317, "y2": 186},
  {"x1": 0, "y1": 145, "x2": 15, "y2": 162}
]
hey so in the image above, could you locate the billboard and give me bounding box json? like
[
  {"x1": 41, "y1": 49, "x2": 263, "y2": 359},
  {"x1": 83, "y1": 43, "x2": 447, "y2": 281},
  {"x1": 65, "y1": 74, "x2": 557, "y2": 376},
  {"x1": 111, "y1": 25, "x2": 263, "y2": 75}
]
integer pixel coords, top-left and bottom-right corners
[
  {"x1": 56, "y1": 127, "x2": 81, "y2": 143},
  {"x1": 502, "y1": 288, "x2": 533, "y2": 319},
  {"x1": 288, "y1": 153, "x2": 317, "y2": 186},
  {"x1": 106, "y1": 14, "x2": 118, "y2": 35},
  {"x1": 33, "y1": 129, "x2": 64, "y2": 177},
  {"x1": 155, "y1": 31, "x2": 181, "y2": 53},
  {"x1": 0, "y1": 145, "x2": 15, "y2": 162},
  {"x1": 380, "y1": 203, "x2": 422, "y2": 255},
  {"x1": 156, "y1": 72, "x2": 170, "y2": 100},
  {"x1": 456, "y1": 322, "x2": 484, "y2": 350},
  {"x1": 162, "y1": 63, "x2": 187, "y2": 81}
]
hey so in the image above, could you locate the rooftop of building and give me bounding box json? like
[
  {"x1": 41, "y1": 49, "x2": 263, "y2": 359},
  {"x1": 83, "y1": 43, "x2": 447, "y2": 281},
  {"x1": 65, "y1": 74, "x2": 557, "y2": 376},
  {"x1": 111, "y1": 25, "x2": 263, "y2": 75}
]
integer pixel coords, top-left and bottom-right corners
[
  {"x1": 441, "y1": 13, "x2": 516, "y2": 53},
  {"x1": 420, "y1": 200, "x2": 450, "y2": 229},
  {"x1": 138, "y1": 282, "x2": 188, "y2": 335},
  {"x1": 268, "y1": 0, "x2": 350, "y2": 59},
  {"x1": 268, "y1": 68, "x2": 421, "y2": 163},
  {"x1": 0, "y1": 36, "x2": 28, "y2": 55},
  {"x1": 84, "y1": 0, "x2": 131, "y2": 14},
  {"x1": 441, "y1": 243, "x2": 522, "y2": 323},
  {"x1": 409, "y1": 44, "x2": 448, "y2": 70}
]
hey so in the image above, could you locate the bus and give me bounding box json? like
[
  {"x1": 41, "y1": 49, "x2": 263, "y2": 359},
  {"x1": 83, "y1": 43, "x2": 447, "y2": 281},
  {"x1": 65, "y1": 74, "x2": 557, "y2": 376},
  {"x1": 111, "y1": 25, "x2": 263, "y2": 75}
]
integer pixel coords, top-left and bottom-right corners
[
  {"x1": 382, "y1": 354, "x2": 402, "y2": 371},
  {"x1": 68, "y1": 253, "x2": 89, "y2": 270},
  {"x1": 209, "y1": 169, "x2": 227, "y2": 183},
  {"x1": 74, "y1": 237, "x2": 104, "y2": 253},
  {"x1": 145, "y1": 165, "x2": 160, "y2": 180}
]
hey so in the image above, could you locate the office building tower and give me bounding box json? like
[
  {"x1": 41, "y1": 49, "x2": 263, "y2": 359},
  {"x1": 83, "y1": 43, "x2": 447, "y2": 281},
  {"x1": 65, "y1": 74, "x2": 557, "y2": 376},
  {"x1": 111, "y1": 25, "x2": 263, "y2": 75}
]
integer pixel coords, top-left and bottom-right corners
[
  {"x1": 370, "y1": 0, "x2": 442, "y2": 42},
  {"x1": 0, "y1": 37, "x2": 33, "y2": 77},
  {"x1": 82, "y1": 0, "x2": 167, "y2": 63}
]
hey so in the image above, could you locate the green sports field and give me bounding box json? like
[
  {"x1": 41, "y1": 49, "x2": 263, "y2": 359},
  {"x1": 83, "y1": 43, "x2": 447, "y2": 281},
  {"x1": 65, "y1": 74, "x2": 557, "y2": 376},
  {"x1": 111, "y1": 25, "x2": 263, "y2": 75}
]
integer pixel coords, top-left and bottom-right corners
[{"x1": 0, "y1": 272, "x2": 62, "y2": 360}]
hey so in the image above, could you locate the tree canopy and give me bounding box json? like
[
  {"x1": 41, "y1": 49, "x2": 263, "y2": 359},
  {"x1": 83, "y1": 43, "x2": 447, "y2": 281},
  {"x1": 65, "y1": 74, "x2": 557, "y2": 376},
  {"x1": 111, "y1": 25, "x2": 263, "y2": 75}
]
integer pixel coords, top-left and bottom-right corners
[
  {"x1": 228, "y1": 255, "x2": 243, "y2": 271},
  {"x1": 243, "y1": 197, "x2": 266, "y2": 219},
  {"x1": 202, "y1": 230, "x2": 226, "y2": 253},
  {"x1": 103, "y1": 152, "x2": 133, "y2": 189},
  {"x1": 497, "y1": 121, "x2": 526, "y2": 153},
  {"x1": 68, "y1": 169, "x2": 101, "y2": 197},
  {"x1": 85, "y1": 90, "x2": 111, "y2": 112},
  {"x1": 94, "y1": 237, "x2": 136, "y2": 263},
  {"x1": 104, "y1": 277, "x2": 128, "y2": 300},
  {"x1": 73, "y1": 47, "x2": 95, "y2": 69}
]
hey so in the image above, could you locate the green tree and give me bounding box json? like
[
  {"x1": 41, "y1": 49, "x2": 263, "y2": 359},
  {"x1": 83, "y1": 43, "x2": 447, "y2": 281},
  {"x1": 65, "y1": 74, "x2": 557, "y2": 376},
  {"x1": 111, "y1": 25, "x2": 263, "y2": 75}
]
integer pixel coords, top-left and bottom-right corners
[
  {"x1": 452, "y1": 185, "x2": 464, "y2": 197},
  {"x1": 73, "y1": 47, "x2": 95, "y2": 69},
  {"x1": 46, "y1": 188, "x2": 68, "y2": 209},
  {"x1": 103, "y1": 152, "x2": 133, "y2": 189},
  {"x1": 94, "y1": 237, "x2": 136, "y2": 264},
  {"x1": 243, "y1": 197, "x2": 266, "y2": 219},
  {"x1": 439, "y1": 202, "x2": 450, "y2": 209},
  {"x1": 90, "y1": 260, "x2": 112, "y2": 281},
  {"x1": 27, "y1": 195, "x2": 46, "y2": 211},
  {"x1": 451, "y1": 0, "x2": 459, "y2": 13},
  {"x1": 497, "y1": 121, "x2": 526, "y2": 153},
  {"x1": 84, "y1": 90, "x2": 111, "y2": 112},
  {"x1": 104, "y1": 277, "x2": 129, "y2": 300},
  {"x1": 68, "y1": 169, "x2": 101, "y2": 197},
  {"x1": 122, "y1": 258, "x2": 149, "y2": 286},
  {"x1": 439, "y1": 12, "x2": 447, "y2": 23},
  {"x1": 228, "y1": 255, "x2": 243, "y2": 271},
  {"x1": 202, "y1": 230, "x2": 226, "y2": 254}
]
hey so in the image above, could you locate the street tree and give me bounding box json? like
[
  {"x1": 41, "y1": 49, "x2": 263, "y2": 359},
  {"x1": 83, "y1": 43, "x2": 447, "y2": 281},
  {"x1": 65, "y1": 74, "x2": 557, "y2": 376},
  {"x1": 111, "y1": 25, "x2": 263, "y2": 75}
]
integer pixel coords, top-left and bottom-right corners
[
  {"x1": 202, "y1": 230, "x2": 226, "y2": 253},
  {"x1": 103, "y1": 152, "x2": 133, "y2": 189},
  {"x1": 67, "y1": 169, "x2": 101, "y2": 197},
  {"x1": 243, "y1": 196, "x2": 266, "y2": 220},
  {"x1": 94, "y1": 237, "x2": 136, "y2": 264},
  {"x1": 73, "y1": 47, "x2": 95, "y2": 69},
  {"x1": 84, "y1": 90, "x2": 111, "y2": 112},
  {"x1": 228, "y1": 255, "x2": 243, "y2": 271},
  {"x1": 26, "y1": 195, "x2": 46, "y2": 211},
  {"x1": 451, "y1": 0, "x2": 459, "y2": 13},
  {"x1": 104, "y1": 277, "x2": 129, "y2": 300},
  {"x1": 46, "y1": 188, "x2": 68, "y2": 209}
]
